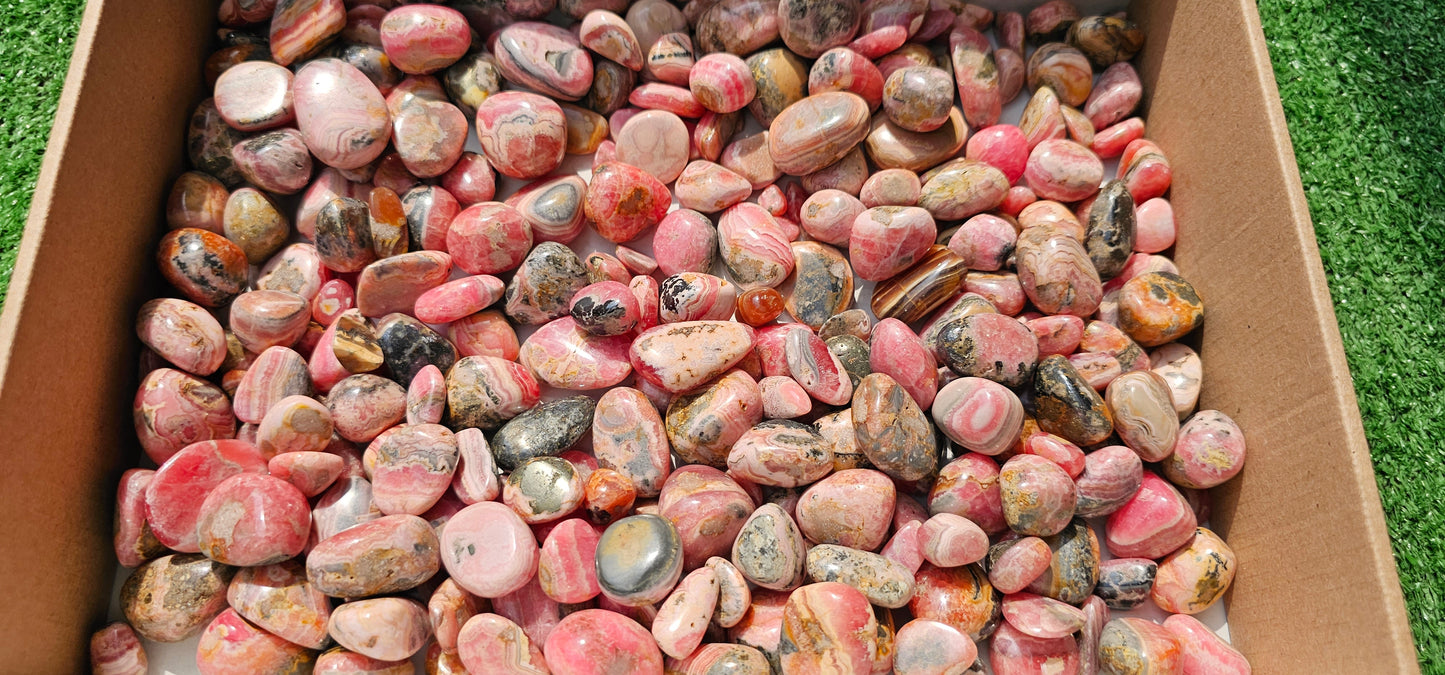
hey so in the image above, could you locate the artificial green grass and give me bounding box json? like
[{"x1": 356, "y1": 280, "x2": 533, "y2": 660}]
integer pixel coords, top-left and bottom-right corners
[
  {"x1": 1259, "y1": 0, "x2": 1445, "y2": 670},
  {"x1": 0, "y1": 0, "x2": 1442, "y2": 669},
  {"x1": 0, "y1": 0, "x2": 86, "y2": 308}
]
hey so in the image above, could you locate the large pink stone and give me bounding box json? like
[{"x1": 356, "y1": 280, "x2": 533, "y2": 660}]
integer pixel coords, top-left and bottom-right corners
[
  {"x1": 133, "y1": 368, "x2": 236, "y2": 465},
  {"x1": 768, "y1": 92, "x2": 871, "y2": 176},
  {"x1": 449, "y1": 310, "x2": 520, "y2": 360},
  {"x1": 652, "y1": 566, "x2": 719, "y2": 659},
  {"x1": 1002, "y1": 592, "x2": 1086, "y2": 639},
  {"x1": 585, "y1": 161, "x2": 672, "y2": 243},
  {"x1": 850, "y1": 205, "x2": 936, "y2": 281},
  {"x1": 545, "y1": 609, "x2": 664, "y2": 675},
  {"x1": 458, "y1": 613, "x2": 550, "y2": 673},
  {"x1": 615, "y1": 109, "x2": 690, "y2": 183},
  {"x1": 234, "y1": 346, "x2": 313, "y2": 424},
  {"x1": 990, "y1": 537, "x2": 1054, "y2": 595},
  {"x1": 779, "y1": 582, "x2": 881, "y2": 674},
  {"x1": 1162, "y1": 614, "x2": 1252, "y2": 675},
  {"x1": 932, "y1": 377, "x2": 1025, "y2": 456},
  {"x1": 537, "y1": 518, "x2": 603, "y2": 604},
  {"x1": 795, "y1": 468, "x2": 895, "y2": 550},
  {"x1": 327, "y1": 374, "x2": 407, "y2": 441},
  {"x1": 196, "y1": 473, "x2": 310, "y2": 566},
  {"x1": 659, "y1": 465, "x2": 756, "y2": 570},
  {"x1": 494, "y1": 21, "x2": 595, "y2": 101},
  {"x1": 306, "y1": 514, "x2": 440, "y2": 597},
  {"x1": 631, "y1": 321, "x2": 756, "y2": 394},
  {"x1": 989, "y1": 620, "x2": 1080, "y2": 675},
  {"x1": 593, "y1": 387, "x2": 672, "y2": 497},
  {"x1": 1105, "y1": 470, "x2": 1197, "y2": 559},
  {"x1": 114, "y1": 469, "x2": 165, "y2": 568},
  {"x1": 145, "y1": 440, "x2": 267, "y2": 553},
  {"x1": 196, "y1": 608, "x2": 316, "y2": 675},
  {"x1": 999, "y1": 454, "x2": 1078, "y2": 537},
  {"x1": 1026, "y1": 139, "x2": 1104, "y2": 203},
  {"x1": 920, "y1": 512, "x2": 990, "y2": 568},
  {"x1": 881, "y1": 520, "x2": 926, "y2": 574},
  {"x1": 674, "y1": 160, "x2": 753, "y2": 213},
  {"x1": 227, "y1": 560, "x2": 332, "y2": 649},
  {"x1": 365, "y1": 423, "x2": 458, "y2": 516},
  {"x1": 229, "y1": 290, "x2": 310, "y2": 355},
  {"x1": 893, "y1": 619, "x2": 978, "y2": 675},
  {"x1": 379, "y1": 5, "x2": 471, "y2": 74},
  {"x1": 929, "y1": 453, "x2": 1007, "y2": 535},
  {"x1": 760, "y1": 375, "x2": 812, "y2": 419},
  {"x1": 717, "y1": 202, "x2": 794, "y2": 290},
  {"x1": 355, "y1": 250, "x2": 453, "y2": 317},
  {"x1": 328, "y1": 597, "x2": 430, "y2": 661},
  {"x1": 441, "y1": 501, "x2": 540, "y2": 598},
  {"x1": 136, "y1": 298, "x2": 226, "y2": 376},
  {"x1": 870, "y1": 318, "x2": 938, "y2": 410},
  {"x1": 691, "y1": 52, "x2": 756, "y2": 113},
  {"x1": 413, "y1": 275, "x2": 505, "y2": 324},
  {"x1": 447, "y1": 202, "x2": 534, "y2": 275},
  {"x1": 476, "y1": 92, "x2": 567, "y2": 179},
  {"x1": 520, "y1": 316, "x2": 633, "y2": 390},
  {"x1": 784, "y1": 326, "x2": 853, "y2": 405},
  {"x1": 293, "y1": 58, "x2": 391, "y2": 170},
  {"x1": 665, "y1": 369, "x2": 763, "y2": 466}
]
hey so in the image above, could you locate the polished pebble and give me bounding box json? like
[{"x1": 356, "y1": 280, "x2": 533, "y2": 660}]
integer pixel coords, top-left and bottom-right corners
[{"x1": 596, "y1": 514, "x2": 684, "y2": 606}]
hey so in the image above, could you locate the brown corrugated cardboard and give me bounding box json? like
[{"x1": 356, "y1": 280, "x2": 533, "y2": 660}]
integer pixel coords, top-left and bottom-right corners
[{"x1": 0, "y1": 0, "x2": 1419, "y2": 671}]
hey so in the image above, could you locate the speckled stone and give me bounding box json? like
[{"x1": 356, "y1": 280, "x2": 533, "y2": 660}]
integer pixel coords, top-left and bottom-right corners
[
  {"x1": 596, "y1": 514, "x2": 683, "y2": 606},
  {"x1": 1094, "y1": 557, "x2": 1157, "y2": 611},
  {"x1": 728, "y1": 420, "x2": 832, "y2": 488},
  {"x1": 852, "y1": 373, "x2": 937, "y2": 481},
  {"x1": 585, "y1": 161, "x2": 672, "y2": 243},
  {"x1": 1033, "y1": 354, "x2": 1115, "y2": 447},
  {"x1": 1117, "y1": 271, "x2": 1204, "y2": 347},
  {"x1": 794, "y1": 468, "x2": 894, "y2": 551},
  {"x1": 651, "y1": 566, "x2": 719, "y2": 659},
  {"x1": 1084, "y1": 180, "x2": 1137, "y2": 280},
  {"x1": 490, "y1": 396, "x2": 595, "y2": 471},
  {"x1": 633, "y1": 321, "x2": 757, "y2": 394},
  {"x1": 807, "y1": 544, "x2": 915, "y2": 609},
  {"x1": 746, "y1": 48, "x2": 810, "y2": 126},
  {"x1": 785, "y1": 241, "x2": 853, "y2": 329},
  {"x1": 456, "y1": 612, "x2": 549, "y2": 673},
  {"x1": 121, "y1": 553, "x2": 236, "y2": 643},
  {"x1": 475, "y1": 92, "x2": 567, "y2": 179},
  {"x1": 501, "y1": 242, "x2": 589, "y2": 325},
  {"x1": 778, "y1": 582, "x2": 881, "y2": 673},
  {"x1": 917, "y1": 159, "x2": 1009, "y2": 222},
  {"x1": 1097, "y1": 618, "x2": 1181, "y2": 675},
  {"x1": 1017, "y1": 518, "x2": 1099, "y2": 606},
  {"x1": 909, "y1": 563, "x2": 1000, "y2": 642},
  {"x1": 1150, "y1": 527, "x2": 1235, "y2": 615},
  {"x1": 928, "y1": 453, "x2": 1006, "y2": 536},
  {"x1": 157, "y1": 228, "x2": 249, "y2": 308},
  {"x1": 658, "y1": 273, "x2": 737, "y2": 324},
  {"x1": 307, "y1": 514, "x2": 440, "y2": 597},
  {"x1": 731, "y1": 503, "x2": 807, "y2": 591},
  {"x1": 188, "y1": 99, "x2": 246, "y2": 187},
  {"x1": 502, "y1": 456, "x2": 585, "y2": 524},
  {"x1": 321, "y1": 374, "x2": 403, "y2": 443}
]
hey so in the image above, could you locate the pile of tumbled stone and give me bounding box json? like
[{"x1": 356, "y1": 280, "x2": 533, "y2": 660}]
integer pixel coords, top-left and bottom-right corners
[{"x1": 94, "y1": 0, "x2": 1253, "y2": 673}]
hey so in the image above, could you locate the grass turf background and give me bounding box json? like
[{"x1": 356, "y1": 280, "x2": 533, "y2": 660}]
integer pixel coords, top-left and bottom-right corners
[{"x1": 0, "y1": 0, "x2": 1441, "y2": 669}]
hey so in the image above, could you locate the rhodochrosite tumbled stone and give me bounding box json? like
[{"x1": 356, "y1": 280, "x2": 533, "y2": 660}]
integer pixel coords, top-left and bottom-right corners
[
  {"x1": 659, "y1": 465, "x2": 755, "y2": 568},
  {"x1": 795, "y1": 468, "x2": 894, "y2": 550},
  {"x1": 227, "y1": 560, "x2": 331, "y2": 650},
  {"x1": 328, "y1": 596, "x2": 430, "y2": 661},
  {"x1": 157, "y1": 228, "x2": 249, "y2": 308},
  {"x1": 476, "y1": 92, "x2": 567, "y2": 180},
  {"x1": 930, "y1": 453, "x2": 1007, "y2": 535},
  {"x1": 441, "y1": 502, "x2": 539, "y2": 598},
  {"x1": 307, "y1": 514, "x2": 439, "y2": 597},
  {"x1": 133, "y1": 368, "x2": 236, "y2": 465},
  {"x1": 121, "y1": 553, "x2": 235, "y2": 643},
  {"x1": 520, "y1": 316, "x2": 633, "y2": 390},
  {"x1": 586, "y1": 161, "x2": 672, "y2": 243},
  {"x1": 779, "y1": 582, "x2": 881, "y2": 673},
  {"x1": 545, "y1": 609, "x2": 665, "y2": 675},
  {"x1": 597, "y1": 514, "x2": 684, "y2": 606},
  {"x1": 1095, "y1": 557, "x2": 1158, "y2": 611},
  {"x1": 733, "y1": 503, "x2": 807, "y2": 591},
  {"x1": 494, "y1": 22, "x2": 595, "y2": 101},
  {"x1": 852, "y1": 373, "x2": 937, "y2": 481},
  {"x1": 90, "y1": 623, "x2": 148, "y2": 675},
  {"x1": 1097, "y1": 618, "x2": 1181, "y2": 675},
  {"x1": 458, "y1": 613, "x2": 549, "y2": 673},
  {"x1": 379, "y1": 5, "x2": 471, "y2": 75},
  {"x1": 293, "y1": 58, "x2": 391, "y2": 170},
  {"x1": 196, "y1": 608, "x2": 317, "y2": 673},
  {"x1": 909, "y1": 563, "x2": 1000, "y2": 642},
  {"x1": 805, "y1": 544, "x2": 915, "y2": 609},
  {"x1": 633, "y1": 321, "x2": 756, "y2": 394},
  {"x1": 196, "y1": 473, "x2": 310, "y2": 566}
]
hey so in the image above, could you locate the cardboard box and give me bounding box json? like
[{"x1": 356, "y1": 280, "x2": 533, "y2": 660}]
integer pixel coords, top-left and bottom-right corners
[{"x1": 0, "y1": 0, "x2": 1420, "y2": 670}]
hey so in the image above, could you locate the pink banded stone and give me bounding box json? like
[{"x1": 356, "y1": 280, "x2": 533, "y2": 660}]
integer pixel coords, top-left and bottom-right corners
[
  {"x1": 1105, "y1": 470, "x2": 1197, "y2": 559},
  {"x1": 476, "y1": 92, "x2": 567, "y2": 179},
  {"x1": 809, "y1": 47, "x2": 884, "y2": 111},
  {"x1": 257, "y1": 243, "x2": 325, "y2": 303},
  {"x1": 267, "y1": 451, "x2": 343, "y2": 498},
  {"x1": 990, "y1": 621, "x2": 1080, "y2": 675},
  {"x1": 629, "y1": 82, "x2": 706, "y2": 117},
  {"x1": 1002, "y1": 592, "x2": 1086, "y2": 639},
  {"x1": 760, "y1": 375, "x2": 812, "y2": 419},
  {"x1": 452, "y1": 427, "x2": 501, "y2": 504},
  {"x1": 631, "y1": 321, "x2": 756, "y2": 394},
  {"x1": 990, "y1": 537, "x2": 1054, "y2": 595},
  {"x1": 675, "y1": 160, "x2": 752, "y2": 213},
  {"x1": 442, "y1": 501, "x2": 540, "y2": 598},
  {"x1": 293, "y1": 58, "x2": 391, "y2": 170},
  {"x1": 450, "y1": 310, "x2": 520, "y2": 360},
  {"x1": 447, "y1": 202, "x2": 533, "y2": 275},
  {"x1": 229, "y1": 290, "x2": 310, "y2": 355},
  {"x1": 615, "y1": 109, "x2": 690, "y2": 183},
  {"x1": 441, "y1": 153, "x2": 497, "y2": 206},
  {"x1": 519, "y1": 316, "x2": 633, "y2": 390},
  {"x1": 880, "y1": 520, "x2": 926, "y2": 574},
  {"x1": 580, "y1": 9, "x2": 644, "y2": 71},
  {"x1": 728, "y1": 420, "x2": 833, "y2": 487},
  {"x1": 586, "y1": 161, "x2": 672, "y2": 243},
  {"x1": 458, "y1": 613, "x2": 550, "y2": 673},
  {"x1": 593, "y1": 387, "x2": 672, "y2": 497},
  {"x1": 932, "y1": 377, "x2": 1025, "y2": 456},
  {"x1": 446, "y1": 355, "x2": 541, "y2": 430},
  {"x1": 691, "y1": 52, "x2": 756, "y2": 113},
  {"x1": 929, "y1": 453, "x2": 1007, "y2": 535},
  {"x1": 235, "y1": 345, "x2": 314, "y2": 424},
  {"x1": 659, "y1": 465, "x2": 755, "y2": 569},
  {"x1": 315, "y1": 651, "x2": 411, "y2": 674},
  {"x1": 329, "y1": 597, "x2": 430, "y2": 661},
  {"x1": 768, "y1": 92, "x2": 870, "y2": 176},
  {"x1": 114, "y1": 469, "x2": 165, "y2": 568},
  {"x1": 893, "y1": 619, "x2": 978, "y2": 675},
  {"x1": 779, "y1": 582, "x2": 880, "y2": 674},
  {"x1": 869, "y1": 318, "x2": 938, "y2": 410},
  {"x1": 800, "y1": 188, "x2": 865, "y2": 246},
  {"x1": 312, "y1": 279, "x2": 356, "y2": 325},
  {"x1": 850, "y1": 206, "x2": 936, "y2": 281},
  {"x1": 920, "y1": 513, "x2": 990, "y2": 568},
  {"x1": 257, "y1": 395, "x2": 332, "y2": 457},
  {"x1": 999, "y1": 454, "x2": 1077, "y2": 537},
  {"x1": 270, "y1": 0, "x2": 345, "y2": 66},
  {"x1": 1152, "y1": 527, "x2": 1236, "y2": 615},
  {"x1": 1162, "y1": 614, "x2": 1252, "y2": 675},
  {"x1": 659, "y1": 273, "x2": 736, "y2": 324},
  {"x1": 195, "y1": 473, "x2": 309, "y2": 566},
  {"x1": 494, "y1": 22, "x2": 595, "y2": 101},
  {"x1": 1074, "y1": 445, "x2": 1144, "y2": 518},
  {"x1": 366, "y1": 423, "x2": 458, "y2": 516},
  {"x1": 950, "y1": 27, "x2": 1001, "y2": 128},
  {"x1": 413, "y1": 275, "x2": 504, "y2": 324},
  {"x1": 404, "y1": 365, "x2": 446, "y2": 427},
  {"x1": 1094, "y1": 117, "x2": 1146, "y2": 159},
  {"x1": 379, "y1": 5, "x2": 471, "y2": 75},
  {"x1": 537, "y1": 518, "x2": 603, "y2": 603},
  {"x1": 196, "y1": 608, "x2": 317, "y2": 674},
  {"x1": 327, "y1": 374, "x2": 407, "y2": 442},
  {"x1": 1026, "y1": 139, "x2": 1104, "y2": 203},
  {"x1": 228, "y1": 560, "x2": 332, "y2": 649},
  {"x1": 717, "y1": 203, "x2": 794, "y2": 289},
  {"x1": 90, "y1": 622, "x2": 148, "y2": 675},
  {"x1": 545, "y1": 609, "x2": 665, "y2": 675},
  {"x1": 133, "y1": 367, "x2": 236, "y2": 465},
  {"x1": 859, "y1": 168, "x2": 921, "y2": 208},
  {"x1": 654, "y1": 210, "x2": 718, "y2": 276},
  {"x1": 652, "y1": 566, "x2": 720, "y2": 659},
  {"x1": 1164, "y1": 410, "x2": 1246, "y2": 489},
  {"x1": 1084, "y1": 62, "x2": 1142, "y2": 130},
  {"x1": 795, "y1": 469, "x2": 894, "y2": 551},
  {"x1": 214, "y1": 61, "x2": 295, "y2": 132},
  {"x1": 146, "y1": 439, "x2": 267, "y2": 552},
  {"x1": 784, "y1": 327, "x2": 853, "y2": 406}
]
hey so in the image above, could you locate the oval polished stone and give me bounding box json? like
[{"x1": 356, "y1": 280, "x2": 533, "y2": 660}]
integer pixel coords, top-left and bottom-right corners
[
  {"x1": 1016, "y1": 227, "x2": 1103, "y2": 318},
  {"x1": 1000, "y1": 592, "x2": 1085, "y2": 641},
  {"x1": 157, "y1": 228, "x2": 249, "y2": 308},
  {"x1": 196, "y1": 473, "x2": 310, "y2": 566},
  {"x1": 909, "y1": 563, "x2": 1000, "y2": 642},
  {"x1": 921, "y1": 512, "x2": 990, "y2": 568},
  {"x1": 475, "y1": 92, "x2": 567, "y2": 181},
  {"x1": 893, "y1": 619, "x2": 978, "y2": 675},
  {"x1": 691, "y1": 52, "x2": 756, "y2": 114},
  {"x1": 1106, "y1": 470, "x2": 1196, "y2": 560},
  {"x1": 721, "y1": 131, "x2": 782, "y2": 189},
  {"x1": 196, "y1": 608, "x2": 317, "y2": 674},
  {"x1": 849, "y1": 205, "x2": 936, "y2": 282},
  {"x1": 871, "y1": 245, "x2": 966, "y2": 323},
  {"x1": 928, "y1": 453, "x2": 1006, "y2": 537},
  {"x1": 951, "y1": 27, "x2": 1001, "y2": 128},
  {"x1": 1106, "y1": 370, "x2": 1180, "y2": 462},
  {"x1": 379, "y1": 5, "x2": 470, "y2": 75},
  {"x1": 807, "y1": 545, "x2": 915, "y2": 609},
  {"x1": 799, "y1": 189, "x2": 864, "y2": 246},
  {"x1": 1163, "y1": 410, "x2": 1246, "y2": 491},
  {"x1": 503, "y1": 242, "x2": 589, "y2": 326},
  {"x1": 307, "y1": 514, "x2": 440, "y2": 597},
  {"x1": 653, "y1": 210, "x2": 718, "y2": 278},
  {"x1": 1097, "y1": 618, "x2": 1181, "y2": 675},
  {"x1": 566, "y1": 280, "x2": 639, "y2": 336},
  {"x1": 675, "y1": 160, "x2": 753, "y2": 213},
  {"x1": 616, "y1": 109, "x2": 690, "y2": 183},
  {"x1": 777, "y1": 0, "x2": 860, "y2": 57},
  {"x1": 508, "y1": 175, "x2": 586, "y2": 246},
  {"x1": 1074, "y1": 445, "x2": 1143, "y2": 518},
  {"x1": 504, "y1": 456, "x2": 586, "y2": 524},
  {"x1": 231, "y1": 128, "x2": 312, "y2": 195},
  {"x1": 852, "y1": 373, "x2": 937, "y2": 481},
  {"x1": 666, "y1": 369, "x2": 763, "y2": 467},
  {"x1": 494, "y1": 22, "x2": 594, "y2": 100},
  {"x1": 780, "y1": 241, "x2": 852, "y2": 329},
  {"x1": 1024, "y1": 519, "x2": 1100, "y2": 605},
  {"x1": 1068, "y1": 15, "x2": 1144, "y2": 67},
  {"x1": 90, "y1": 622, "x2": 148, "y2": 675},
  {"x1": 1033, "y1": 354, "x2": 1115, "y2": 447},
  {"x1": 1085, "y1": 180, "x2": 1137, "y2": 280},
  {"x1": 746, "y1": 48, "x2": 808, "y2": 126},
  {"x1": 366, "y1": 423, "x2": 458, "y2": 516},
  {"x1": 314, "y1": 197, "x2": 377, "y2": 274},
  {"x1": 918, "y1": 160, "x2": 1010, "y2": 223},
  {"x1": 859, "y1": 167, "x2": 921, "y2": 208},
  {"x1": 728, "y1": 420, "x2": 832, "y2": 488},
  {"x1": 590, "y1": 387, "x2": 671, "y2": 498},
  {"x1": 166, "y1": 171, "x2": 228, "y2": 233},
  {"x1": 768, "y1": 92, "x2": 870, "y2": 176},
  {"x1": 717, "y1": 203, "x2": 794, "y2": 290},
  {"x1": 293, "y1": 59, "x2": 391, "y2": 171},
  {"x1": 827, "y1": 334, "x2": 871, "y2": 389},
  {"x1": 328, "y1": 597, "x2": 429, "y2": 661},
  {"x1": 325, "y1": 374, "x2": 405, "y2": 442},
  {"x1": 659, "y1": 465, "x2": 755, "y2": 570},
  {"x1": 519, "y1": 316, "x2": 633, "y2": 390},
  {"x1": 1095, "y1": 557, "x2": 1156, "y2": 610},
  {"x1": 795, "y1": 469, "x2": 895, "y2": 550},
  {"x1": 779, "y1": 582, "x2": 880, "y2": 673},
  {"x1": 936, "y1": 313, "x2": 1039, "y2": 388},
  {"x1": 1162, "y1": 614, "x2": 1252, "y2": 675},
  {"x1": 732, "y1": 503, "x2": 807, "y2": 591},
  {"x1": 1025, "y1": 138, "x2": 1104, "y2": 203},
  {"x1": 597, "y1": 514, "x2": 684, "y2": 606},
  {"x1": 136, "y1": 298, "x2": 226, "y2": 376},
  {"x1": 989, "y1": 621, "x2": 1080, "y2": 675},
  {"x1": 457, "y1": 612, "x2": 550, "y2": 674},
  {"x1": 585, "y1": 161, "x2": 672, "y2": 243},
  {"x1": 545, "y1": 609, "x2": 665, "y2": 675},
  {"x1": 145, "y1": 439, "x2": 267, "y2": 552},
  {"x1": 785, "y1": 325, "x2": 854, "y2": 406},
  {"x1": 932, "y1": 377, "x2": 1025, "y2": 456},
  {"x1": 188, "y1": 99, "x2": 245, "y2": 187},
  {"x1": 229, "y1": 290, "x2": 310, "y2": 356},
  {"x1": 632, "y1": 321, "x2": 757, "y2": 394},
  {"x1": 440, "y1": 502, "x2": 539, "y2": 598},
  {"x1": 865, "y1": 106, "x2": 969, "y2": 172},
  {"x1": 1118, "y1": 271, "x2": 1205, "y2": 347},
  {"x1": 227, "y1": 561, "x2": 331, "y2": 650},
  {"x1": 490, "y1": 396, "x2": 594, "y2": 471},
  {"x1": 988, "y1": 537, "x2": 1054, "y2": 596},
  {"x1": 659, "y1": 273, "x2": 737, "y2": 324},
  {"x1": 1151, "y1": 527, "x2": 1236, "y2": 615},
  {"x1": 1027, "y1": 42, "x2": 1092, "y2": 107},
  {"x1": 868, "y1": 318, "x2": 937, "y2": 410},
  {"x1": 738, "y1": 287, "x2": 786, "y2": 327},
  {"x1": 373, "y1": 313, "x2": 456, "y2": 386},
  {"x1": 883, "y1": 66, "x2": 953, "y2": 133},
  {"x1": 652, "y1": 566, "x2": 719, "y2": 659},
  {"x1": 121, "y1": 553, "x2": 236, "y2": 643}
]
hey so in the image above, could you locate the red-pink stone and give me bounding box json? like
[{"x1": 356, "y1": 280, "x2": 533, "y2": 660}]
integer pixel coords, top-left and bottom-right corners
[
  {"x1": 441, "y1": 152, "x2": 497, "y2": 206},
  {"x1": 784, "y1": 327, "x2": 854, "y2": 406},
  {"x1": 258, "y1": 243, "x2": 326, "y2": 302},
  {"x1": 327, "y1": 374, "x2": 407, "y2": 442},
  {"x1": 859, "y1": 167, "x2": 922, "y2": 208},
  {"x1": 114, "y1": 469, "x2": 165, "y2": 568},
  {"x1": 580, "y1": 9, "x2": 644, "y2": 70},
  {"x1": 999, "y1": 454, "x2": 1077, "y2": 537},
  {"x1": 931, "y1": 377, "x2": 1025, "y2": 456},
  {"x1": 920, "y1": 512, "x2": 990, "y2": 568},
  {"x1": 617, "y1": 245, "x2": 657, "y2": 275},
  {"x1": 1119, "y1": 139, "x2": 1173, "y2": 203},
  {"x1": 675, "y1": 160, "x2": 753, "y2": 213},
  {"x1": 447, "y1": 202, "x2": 533, "y2": 275},
  {"x1": 759, "y1": 375, "x2": 812, "y2": 419},
  {"x1": 778, "y1": 582, "x2": 881, "y2": 674},
  {"x1": 545, "y1": 609, "x2": 664, "y2": 675},
  {"x1": 586, "y1": 161, "x2": 672, "y2": 243},
  {"x1": 630, "y1": 82, "x2": 707, "y2": 117},
  {"x1": 228, "y1": 560, "x2": 332, "y2": 649},
  {"x1": 864, "y1": 318, "x2": 935, "y2": 409},
  {"x1": 713, "y1": 203, "x2": 791, "y2": 290},
  {"x1": 391, "y1": 99, "x2": 468, "y2": 177},
  {"x1": 452, "y1": 427, "x2": 501, "y2": 504},
  {"x1": 848, "y1": 25, "x2": 907, "y2": 58},
  {"x1": 893, "y1": 619, "x2": 978, "y2": 675},
  {"x1": 537, "y1": 518, "x2": 603, "y2": 604},
  {"x1": 366, "y1": 423, "x2": 459, "y2": 516},
  {"x1": 990, "y1": 537, "x2": 1054, "y2": 595},
  {"x1": 1092, "y1": 117, "x2": 1146, "y2": 159},
  {"x1": 196, "y1": 473, "x2": 310, "y2": 566},
  {"x1": 441, "y1": 501, "x2": 540, "y2": 598},
  {"x1": 795, "y1": 468, "x2": 895, "y2": 550},
  {"x1": 1105, "y1": 471, "x2": 1197, "y2": 559},
  {"x1": 950, "y1": 27, "x2": 1001, "y2": 128},
  {"x1": 229, "y1": 290, "x2": 311, "y2": 354},
  {"x1": 234, "y1": 346, "x2": 313, "y2": 424},
  {"x1": 616, "y1": 109, "x2": 691, "y2": 183},
  {"x1": 1026, "y1": 139, "x2": 1104, "y2": 203},
  {"x1": 458, "y1": 613, "x2": 551, "y2": 673},
  {"x1": 571, "y1": 280, "x2": 642, "y2": 335},
  {"x1": 1000, "y1": 185, "x2": 1038, "y2": 216},
  {"x1": 809, "y1": 47, "x2": 884, "y2": 110},
  {"x1": 328, "y1": 597, "x2": 430, "y2": 661},
  {"x1": 1083, "y1": 62, "x2": 1142, "y2": 130},
  {"x1": 631, "y1": 321, "x2": 756, "y2": 394},
  {"x1": 519, "y1": 316, "x2": 633, "y2": 390},
  {"x1": 653, "y1": 566, "x2": 720, "y2": 659},
  {"x1": 691, "y1": 52, "x2": 756, "y2": 113},
  {"x1": 1134, "y1": 197, "x2": 1177, "y2": 254},
  {"x1": 495, "y1": 21, "x2": 595, "y2": 100},
  {"x1": 1021, "y1": 433, "x2": 1086, "y2": 479},
  {"x1": 312, "y1": 278, "x2": 356, "y2": 325},
  {"x1": 929, "y1": 453, "x2": 1007, "y2": 535},
  {"x1": 880, "y1": 520, "x2": 926, "y2": 574},
  {"x1": 799, "y1": 188, "x2": 865, "y2": 246},
  {"x1": 1074, "y1": 444, "x2": 1144, "y2": 518},
  {"x1": 990, "y1": 621, "x2": 1080, "y2": 675},
  {"x1": 1002, "y1": 592, "x2": 1086, "y2": 639},
  {"x1": 1028, "y1": 314, "x2": 1087, "y2": 357},
  {"x1": 90, "y1": 622, "x2": 148, "y2": 675},
  {"x1": 413, "y1": 275, "x2": 504, "y2": 324},
  {"x1": 269, "y1": 0, "x2": 344, "y2": 66},
  {"x1": 593, "y1": 387, "x2": 672, "y2": 497},
  {"x1": 215, "y1": 60, "x2": 295, "y2": 132},
  {"x1": 196, "y1": 608, "x2": 316, "y2": 675},
  {"x1": 850, "y1": 205, "x2": 936, "y2": 281},
  {"x1": 314, "y1": 650, "x2": 411, "y2": 674},
  {"x1": 293, "y1": 58, "x2": 391, "y2": 170},
  {"x1": 1164, "y1": 410, "x2": 1246, "y2": 490},
  {"x1": 1162, "y1": 614, "x2": 1252, "y2": 675},
  {"x1": 379, "y1": 5, "x2": 470, "y2": 74},
  {"x1": 659, "y1": 465, "x2": 756, "y2": 570},
  {"x1": 133, "y1": 368, "x2": 237, "y2": 465},
  {"x1": 449, "y1": 310, "x2": 520, "y2": 360},
  {"x1": 585, "y1": 250, "x2": 631, "y2": 284},
  {"x1": 146, "y1": 439, "x2": 267, "y2": 552},
  {"x1": 476, "y1": 92, "x2": 567, "y2": 179},
  {"x1": 964, "y1": 124, "x2": 1029, "y2": 184}
]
